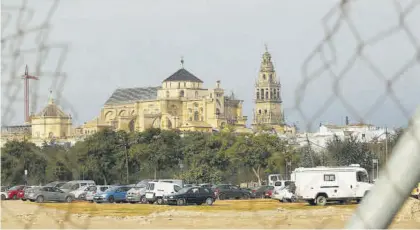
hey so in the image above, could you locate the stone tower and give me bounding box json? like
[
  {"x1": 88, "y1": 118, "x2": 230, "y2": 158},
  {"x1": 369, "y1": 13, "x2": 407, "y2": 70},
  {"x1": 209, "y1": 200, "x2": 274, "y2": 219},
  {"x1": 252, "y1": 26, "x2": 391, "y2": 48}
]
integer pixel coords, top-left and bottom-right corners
[{"x1": 252, "y1": 45, "x2": 283, "y2": 130}]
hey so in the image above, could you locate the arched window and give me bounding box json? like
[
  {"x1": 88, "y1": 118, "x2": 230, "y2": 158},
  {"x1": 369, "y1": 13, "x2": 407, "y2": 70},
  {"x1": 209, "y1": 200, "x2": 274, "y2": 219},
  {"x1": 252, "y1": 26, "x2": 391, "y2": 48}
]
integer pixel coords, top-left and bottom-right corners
[
  {"x1": 271, "y1": 89, "x2": 274, "y2": 99},
  {"x1": 216, "y1": 108, "x2": 221, "y2": 116},
  {"x1": 179, "y1": 90, "x2": 185, "y2": 97},
  {"x1": 277, "y1": 91, "x2": 280, "y2": 99},
  {"x1": 195, "y1": 91, "x2": 199, "y2": 98},
  {"x1": 273, "y1": 89, "x2": 277, "y2": 98},
  {"x1": 263, "y1": 74, "x2": 266, "y2": 80},
  {"x1": 258, "y1": 109, "x2": 261, "y2": 114},
  {"x1": 194, "y1": 111, "x2": 199, "y2": 121},
  {"x1": 269, "y1": 74, "x2": 273, "y2": 81},
  {"x1": 261, "y1": 89, "x2": 264, "y2": 99},
  {"x1": 265, "y1": 91, "x2": 268, "y2": 99},
  {"x1": 166, "y1": 91, "x2": 170, "y2": 98},
  {"x1": 264, "y1": 109, "x2": 268, "y2": 114},
  {"x1": 256, "y1": 92, "x2": 260, "y2": 99}
]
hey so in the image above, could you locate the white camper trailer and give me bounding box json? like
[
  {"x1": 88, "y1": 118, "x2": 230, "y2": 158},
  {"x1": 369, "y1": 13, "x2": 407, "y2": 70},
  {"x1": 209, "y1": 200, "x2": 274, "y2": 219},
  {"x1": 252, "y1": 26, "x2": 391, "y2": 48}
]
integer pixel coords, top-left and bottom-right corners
[{"x1": 291, "y1": 164, "x2": 373, "y2": 206}]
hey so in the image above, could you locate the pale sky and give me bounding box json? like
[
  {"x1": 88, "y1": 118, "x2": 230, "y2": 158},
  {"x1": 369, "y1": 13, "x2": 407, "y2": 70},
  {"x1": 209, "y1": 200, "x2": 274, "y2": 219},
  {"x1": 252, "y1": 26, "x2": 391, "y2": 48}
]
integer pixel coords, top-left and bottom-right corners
[{"x1": 2, "y1": 0, "x2": 419, "y2": 131}]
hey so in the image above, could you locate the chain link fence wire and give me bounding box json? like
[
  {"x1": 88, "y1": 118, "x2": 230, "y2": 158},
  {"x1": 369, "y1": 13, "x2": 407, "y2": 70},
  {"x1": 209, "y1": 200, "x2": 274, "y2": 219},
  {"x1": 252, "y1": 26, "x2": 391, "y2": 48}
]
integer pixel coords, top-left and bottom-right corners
[{"x1": 1, "y1": 0, "x2": 420, "y2": 229}]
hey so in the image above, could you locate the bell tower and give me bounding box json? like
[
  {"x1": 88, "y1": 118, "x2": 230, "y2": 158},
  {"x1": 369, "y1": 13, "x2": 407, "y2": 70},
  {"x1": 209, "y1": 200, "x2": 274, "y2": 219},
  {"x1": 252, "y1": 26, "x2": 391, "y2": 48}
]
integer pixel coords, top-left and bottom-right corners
[{"x1": 252, "y1": 45, "x2": 283, "y2": 129}]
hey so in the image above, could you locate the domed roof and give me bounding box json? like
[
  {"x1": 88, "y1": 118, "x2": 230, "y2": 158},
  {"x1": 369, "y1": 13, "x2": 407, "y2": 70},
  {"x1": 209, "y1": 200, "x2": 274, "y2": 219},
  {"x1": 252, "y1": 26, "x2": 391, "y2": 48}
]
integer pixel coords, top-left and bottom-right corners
[{"x1": 36, "y1": 93, "x2": 71, "y2": 118}]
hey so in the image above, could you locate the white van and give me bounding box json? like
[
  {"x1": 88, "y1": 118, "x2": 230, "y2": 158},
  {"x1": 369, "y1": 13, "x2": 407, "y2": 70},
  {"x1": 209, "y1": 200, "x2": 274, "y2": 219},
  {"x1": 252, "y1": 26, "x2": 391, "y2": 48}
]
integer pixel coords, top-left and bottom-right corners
[
  {"x1": 157, "y1": 179, "x2": 184, "y2": 188},
  {"x1": 145, "y1": 181, "x2": 182, "y2": 205},
  {"x1": 60, "y1": 180, "x2": 96, "y2": 193},
  {"x1": 268, "y1": 174, "x2": 285, "y2": 186},
  {"x1": 291, "y1": 164, "x2": 373, "y2": 206}
]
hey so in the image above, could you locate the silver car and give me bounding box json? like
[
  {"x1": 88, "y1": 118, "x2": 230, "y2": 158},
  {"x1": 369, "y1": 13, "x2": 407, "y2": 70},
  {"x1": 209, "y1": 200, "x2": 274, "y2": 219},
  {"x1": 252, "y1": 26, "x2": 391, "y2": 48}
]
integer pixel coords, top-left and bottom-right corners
[{"x1": 27, "y1": 186, "x2": 75, "y2": 203}]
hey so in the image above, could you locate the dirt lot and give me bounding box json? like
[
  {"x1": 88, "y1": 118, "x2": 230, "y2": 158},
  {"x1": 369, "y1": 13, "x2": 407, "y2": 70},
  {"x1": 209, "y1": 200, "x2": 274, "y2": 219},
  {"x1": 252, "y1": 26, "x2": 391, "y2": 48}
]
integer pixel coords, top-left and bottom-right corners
[{"x1": 1, "y1": 198, "x2": 419, "y2": 229}]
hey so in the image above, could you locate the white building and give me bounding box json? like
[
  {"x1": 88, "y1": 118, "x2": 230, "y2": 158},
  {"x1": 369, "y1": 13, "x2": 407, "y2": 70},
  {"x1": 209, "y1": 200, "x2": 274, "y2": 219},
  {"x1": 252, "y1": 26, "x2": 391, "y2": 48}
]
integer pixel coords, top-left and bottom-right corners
[{"x1": 288, "y1": 123, "x2": 394, "y2": 152}]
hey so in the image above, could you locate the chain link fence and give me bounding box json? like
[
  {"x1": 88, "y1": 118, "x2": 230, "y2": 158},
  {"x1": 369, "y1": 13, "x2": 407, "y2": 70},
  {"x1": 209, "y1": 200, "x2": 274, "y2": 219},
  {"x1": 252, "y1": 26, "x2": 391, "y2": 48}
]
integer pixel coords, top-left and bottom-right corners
[{"x1": 1, "y1": 0, "x2": 420, "y2": 229}]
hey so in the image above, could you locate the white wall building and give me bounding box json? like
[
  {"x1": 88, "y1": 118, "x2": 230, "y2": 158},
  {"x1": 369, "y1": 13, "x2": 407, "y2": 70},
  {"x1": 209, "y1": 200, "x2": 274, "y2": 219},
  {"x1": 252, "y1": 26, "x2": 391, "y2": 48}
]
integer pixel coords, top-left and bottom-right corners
[{"x1": 287, "y1": 123, "x2": 395, "y2": 152}]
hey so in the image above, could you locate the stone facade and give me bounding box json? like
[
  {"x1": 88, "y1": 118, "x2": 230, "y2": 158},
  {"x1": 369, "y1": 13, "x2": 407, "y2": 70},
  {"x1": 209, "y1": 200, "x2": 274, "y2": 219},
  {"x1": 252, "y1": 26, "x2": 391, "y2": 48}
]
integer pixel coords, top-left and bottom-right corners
[{"x1": 78, "y1": 64, "x2": 248, "y2": 133}]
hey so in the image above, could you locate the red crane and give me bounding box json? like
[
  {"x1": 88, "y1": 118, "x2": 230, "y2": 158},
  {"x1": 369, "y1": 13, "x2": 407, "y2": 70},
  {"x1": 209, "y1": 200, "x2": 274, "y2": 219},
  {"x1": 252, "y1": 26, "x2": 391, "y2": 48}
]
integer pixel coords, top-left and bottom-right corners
[{"x1": 22, "y1": 65, "x2": 39, "y2": 122}]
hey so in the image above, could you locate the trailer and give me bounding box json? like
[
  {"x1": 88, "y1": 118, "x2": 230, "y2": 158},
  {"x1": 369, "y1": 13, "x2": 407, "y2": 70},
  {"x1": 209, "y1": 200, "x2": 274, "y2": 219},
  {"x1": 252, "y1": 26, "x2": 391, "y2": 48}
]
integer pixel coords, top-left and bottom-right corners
[{"x1": 291, "y1": 164, "x2": 373, "y2": 206}]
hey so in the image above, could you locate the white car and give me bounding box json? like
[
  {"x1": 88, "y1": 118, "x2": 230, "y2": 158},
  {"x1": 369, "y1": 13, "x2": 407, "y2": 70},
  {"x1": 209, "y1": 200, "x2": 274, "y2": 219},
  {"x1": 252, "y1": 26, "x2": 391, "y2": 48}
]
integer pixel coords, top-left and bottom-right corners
[
  {"x1": 272, "y1": 186, "x2": 296, "y2": 203},
  {"x1": 1, "y1": 191, "x2": 7, "y2": 200},
  {"x1": 70, "y1": 185, "x2": 92, "y2": 199},
  {"x1": 85, "y1": 185, "x2": 111, "y2": 202}
]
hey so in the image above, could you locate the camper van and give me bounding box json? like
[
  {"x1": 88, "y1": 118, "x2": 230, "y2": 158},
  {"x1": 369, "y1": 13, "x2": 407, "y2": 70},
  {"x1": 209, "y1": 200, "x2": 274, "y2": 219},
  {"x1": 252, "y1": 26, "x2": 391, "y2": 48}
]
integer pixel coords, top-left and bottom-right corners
[
  {"x1": 291, "y1": 164, "x2": 373, "y2": 206},
  {"x1": 268, "y1": 174, "x2": 286, "y2": 186}
]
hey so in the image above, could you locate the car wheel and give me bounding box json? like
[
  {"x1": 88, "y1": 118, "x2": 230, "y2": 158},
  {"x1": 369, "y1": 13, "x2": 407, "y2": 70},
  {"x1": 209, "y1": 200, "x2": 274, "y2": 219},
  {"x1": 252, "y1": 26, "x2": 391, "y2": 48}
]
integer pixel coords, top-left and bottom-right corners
[
  {"x1": 29, "y1": 199, "x2": 35, "y2": 202},
  {"x1": 22, "y1": 198, "x2": 27, "y2": 201},
  {"x1": 242, "y1": 193, "x2": 250, "y2": 200},
  {"x1": 218, "y1": 193, "x2": 226, "y2": 200},
  {"x1": 177, "y1": 198, "x2": 185, "y2": 206},
  {"x1": 12, "y1": 195, "x2": 17, "y2": 200},
  {"x1": 36, "y1": 195, "x2": 44, "y2": 203},
  {"x1": 129, "y1": 201, "x2": 136, "y2": 204},
  {"x1": 148, "y1": 201, "x2": 154, "y2": 204},
  {"x1": 89, "y1": 200, "x2": 94, "y2": 203},
  {"x1": 1, "y1": 194, "x2": 6, "y2": 200},
  {"x1": 279, "y1": 199, "x2": 283, "y2": 203},
  {"x1": 156, "y1": 197, "x2": 164, "y2": 205},
  {"x1": 140, "y1": 196, "x2": 147, "y2": 204},
  {"x1": 108, "y1": 196, "x2": 115, "y2": 203},
  {"x1": 290, "y1": 196, "x2": 297, "y2": 203},
  {"x1": 205, "y1": 197, "x2": 214, "y2": 206},
  {"x1": 316, "y1": 195, "x2": 327, "y2": 206},
  {"x1": 65, "y1": 196, "x2": 73, "y2": 203}
]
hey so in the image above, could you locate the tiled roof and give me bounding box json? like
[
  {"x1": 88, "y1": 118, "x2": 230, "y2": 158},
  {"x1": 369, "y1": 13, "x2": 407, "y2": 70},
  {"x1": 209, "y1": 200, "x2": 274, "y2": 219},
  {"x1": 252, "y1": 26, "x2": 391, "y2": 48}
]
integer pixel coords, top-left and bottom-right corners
[
  {"x1": 163, "y1": 68, "x2": 203, "y2": 83},
  {"x1": 37, "y1": 104, "x2": 70, "y2": 118},
  {"x1": 105, "y1": 87, "x2": 160, "y2": 105}
]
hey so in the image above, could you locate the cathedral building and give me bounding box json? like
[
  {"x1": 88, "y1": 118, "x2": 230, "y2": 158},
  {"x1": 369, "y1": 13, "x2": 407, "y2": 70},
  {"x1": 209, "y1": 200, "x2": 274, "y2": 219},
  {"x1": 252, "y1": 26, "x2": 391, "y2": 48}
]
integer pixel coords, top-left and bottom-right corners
[
  {"x1": 252, "y1": 46, "x2": 294, "y2": 134},
  {"x1": 78, "y1": 59, "x2": 248, "y2": 134}
]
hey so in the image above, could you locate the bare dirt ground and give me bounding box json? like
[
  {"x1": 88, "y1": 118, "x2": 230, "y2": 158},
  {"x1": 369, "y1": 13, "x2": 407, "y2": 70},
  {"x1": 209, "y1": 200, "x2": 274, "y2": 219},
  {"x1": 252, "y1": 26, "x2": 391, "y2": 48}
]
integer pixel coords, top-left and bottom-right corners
[{"x1": 1, "y1": 198, "x2": 419, "y2": 229}]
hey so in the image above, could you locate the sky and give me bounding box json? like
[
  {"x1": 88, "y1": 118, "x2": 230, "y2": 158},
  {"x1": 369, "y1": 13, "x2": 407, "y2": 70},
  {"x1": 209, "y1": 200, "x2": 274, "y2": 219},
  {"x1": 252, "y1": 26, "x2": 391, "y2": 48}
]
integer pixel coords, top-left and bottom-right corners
[{"x1": 1, "y1": 0, "x2": 419, "y2": 131}]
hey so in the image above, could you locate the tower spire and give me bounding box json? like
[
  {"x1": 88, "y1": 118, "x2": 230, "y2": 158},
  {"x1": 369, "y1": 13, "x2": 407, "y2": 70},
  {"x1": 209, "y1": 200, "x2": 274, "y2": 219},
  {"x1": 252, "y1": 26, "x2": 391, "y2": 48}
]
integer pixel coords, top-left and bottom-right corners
[
  {"x1": 48, "y1": 89, "x2": 54, "y2": 105},
  {"x1": 180, "y1": 56, "x2": 184, "y2": 69},
  {"x1": 264, "y1": 43, "x2": 268, "y2": 52}
]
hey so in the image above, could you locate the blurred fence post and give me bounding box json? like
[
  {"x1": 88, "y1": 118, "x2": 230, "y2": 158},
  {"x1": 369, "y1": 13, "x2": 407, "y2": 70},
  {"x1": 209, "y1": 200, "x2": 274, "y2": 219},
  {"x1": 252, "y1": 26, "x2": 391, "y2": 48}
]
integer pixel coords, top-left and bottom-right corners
[{"x1": 346, "y1": 107, "x2": 420, "y2": 229}]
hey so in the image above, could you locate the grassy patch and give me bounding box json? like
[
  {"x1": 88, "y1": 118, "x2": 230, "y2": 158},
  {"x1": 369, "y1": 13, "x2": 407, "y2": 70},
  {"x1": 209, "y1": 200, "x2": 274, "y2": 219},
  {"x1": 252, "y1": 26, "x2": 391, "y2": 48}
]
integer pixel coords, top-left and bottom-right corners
[{"x1": 31, "y1": 199, "x2": 358, "y2": 217}]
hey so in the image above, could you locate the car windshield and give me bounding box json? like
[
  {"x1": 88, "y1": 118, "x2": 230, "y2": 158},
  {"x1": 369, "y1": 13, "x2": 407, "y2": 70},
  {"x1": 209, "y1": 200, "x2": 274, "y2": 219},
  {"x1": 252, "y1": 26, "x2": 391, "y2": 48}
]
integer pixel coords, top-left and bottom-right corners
[
  {"x1": 176, "y1": 187, "x2": 191, "y2": 194},
  {"x1": 8, "y1": 185, "x2": 22, "y2": 190},
  {"x1": 132, "y1": 186, "x2": 144, "y2": 190},
  {"x1": 105, "y1": 187, "x2": 119, "y2": 192}
]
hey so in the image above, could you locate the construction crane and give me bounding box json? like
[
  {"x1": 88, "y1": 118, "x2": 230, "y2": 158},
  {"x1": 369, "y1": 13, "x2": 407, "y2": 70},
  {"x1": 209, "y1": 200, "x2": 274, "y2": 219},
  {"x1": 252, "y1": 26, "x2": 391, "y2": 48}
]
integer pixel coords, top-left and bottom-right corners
[{"x1": 22, "y1": 65, "x2": 39, "y2": 123}]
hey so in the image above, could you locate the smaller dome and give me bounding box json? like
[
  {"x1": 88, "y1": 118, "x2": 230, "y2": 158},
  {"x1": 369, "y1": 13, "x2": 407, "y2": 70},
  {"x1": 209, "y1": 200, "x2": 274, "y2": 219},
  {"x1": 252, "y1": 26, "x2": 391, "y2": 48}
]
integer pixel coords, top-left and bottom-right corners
[{"x1": 37, "y1": 104, "x2": 70, "y2": 118}]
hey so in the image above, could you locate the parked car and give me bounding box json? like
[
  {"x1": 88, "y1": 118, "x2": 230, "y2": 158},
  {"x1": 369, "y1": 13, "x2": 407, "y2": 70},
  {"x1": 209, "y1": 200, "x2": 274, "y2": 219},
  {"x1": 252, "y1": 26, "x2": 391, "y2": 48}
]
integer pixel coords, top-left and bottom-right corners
[
  {"x1": 93, "y1": 186, "x2": 131, "y2": 203},
  {"x1": 70, "y1": 185, "x2": 94, "y2": 200},
  {"x1": 212, "y1": 184, "x2": 251, "y2": 200},
  {"x1": 412, "y1": 182, "x2": 420, "y2": 199},
  {"x1": 60, "y1": 180, "x2": 96, "y2": 193},
  {"x1": 26, "y1": 186, "x2": 75, "y2": 203},
  {"x1": 21, "y1": 186, "x2": 41, "y2": 201},
  {"x1": 250, "y1": 185, "x2": 275, "y2": 199},
  {"x1": 199, "y1": 183, "x2": 213, "y2": 189},
  {"x1": 126, "y1": 184, "x2": 148, "y2": 204},
  {"x1": 272, "y1": 185, "x2": 297, "y2": 202},
  {"x1": 145, "y1": 181, "x2": 182, "y2": 205},
  {"x1": 164, "y1": 186, "x2": 216, "y2": 206},
  {"x1": 85, "y1": 185, "x2": 111, "y2": 202},
  {"x1": 1, "y1": 188, "x2": 7, "y2": 200},
  {"x1": 6, "y1": 185, "x2": 25, "y2": 200},
  {"x1": 43, "y1": 181, "x2": 68, "y2": 188}
]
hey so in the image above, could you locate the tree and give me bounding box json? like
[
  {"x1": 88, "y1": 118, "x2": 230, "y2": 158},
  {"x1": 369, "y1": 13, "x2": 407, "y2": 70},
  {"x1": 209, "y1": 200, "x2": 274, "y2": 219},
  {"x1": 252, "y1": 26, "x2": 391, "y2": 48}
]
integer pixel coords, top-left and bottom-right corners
[
  {"x1": 325, "y1": 135, "x2": 377, "y2": 173},
  {"x1": 1, "y1": 140, "x2": 47, "y2": 185}
]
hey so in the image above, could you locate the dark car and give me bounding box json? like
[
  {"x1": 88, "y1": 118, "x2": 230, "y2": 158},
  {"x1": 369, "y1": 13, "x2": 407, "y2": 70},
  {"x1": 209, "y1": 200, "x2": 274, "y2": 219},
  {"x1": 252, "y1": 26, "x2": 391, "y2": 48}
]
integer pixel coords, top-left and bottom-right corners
[
  {"x1": 164, "y1": 187, "x2": 216, "y2": 206},
  {"x1": 212, "y1": 184, "x2": 251, "y2": 200},
  {"x1": 250, "y1": 185, "x2": 275, "y2": 199}
]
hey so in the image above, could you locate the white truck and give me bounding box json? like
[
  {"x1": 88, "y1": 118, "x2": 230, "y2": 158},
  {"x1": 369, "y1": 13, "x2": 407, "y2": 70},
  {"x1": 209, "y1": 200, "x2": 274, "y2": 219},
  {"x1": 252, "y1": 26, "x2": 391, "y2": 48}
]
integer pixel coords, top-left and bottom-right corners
[{"x1": 291, "y1": 164, "x2": 373, "y2": 206}]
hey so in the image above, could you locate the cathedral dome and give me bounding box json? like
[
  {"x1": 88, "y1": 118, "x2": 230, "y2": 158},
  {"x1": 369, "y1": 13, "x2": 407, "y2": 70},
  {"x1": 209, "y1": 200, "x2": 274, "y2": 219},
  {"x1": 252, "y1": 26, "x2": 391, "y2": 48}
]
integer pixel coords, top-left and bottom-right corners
[{"x1": 36, "y1": 94, "x2": 71, "y2": 118}]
